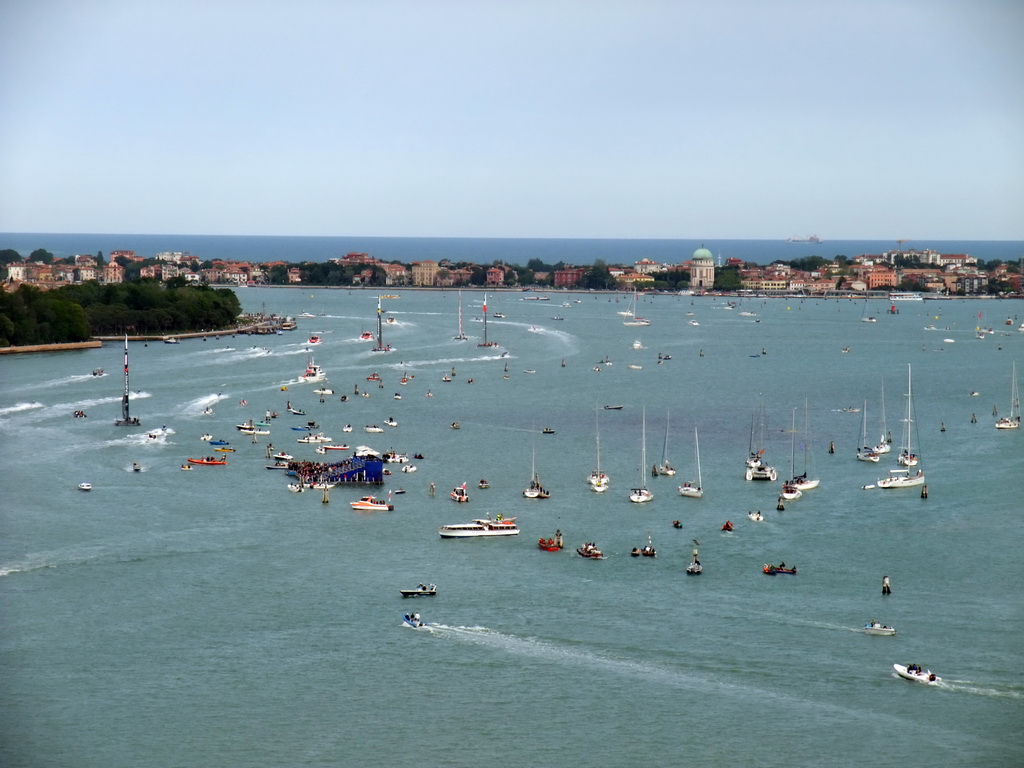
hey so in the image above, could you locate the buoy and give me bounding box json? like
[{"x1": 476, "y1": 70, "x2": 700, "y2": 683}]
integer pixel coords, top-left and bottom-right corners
[
  {"x1": 322, "y1": 486, "x2": 330, "y2": 504},
  {"x1": 920, "y1": 485, "x2": 928, "y2": 499},
  {"x1": 828, "y1": 440, "x2": 835, "y2": 454},
  {"x1": 776, "y1": 497, "x2": 785, "y2": 511}
]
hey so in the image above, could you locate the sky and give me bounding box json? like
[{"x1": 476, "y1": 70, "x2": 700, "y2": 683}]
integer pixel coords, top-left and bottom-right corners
[{"x1": 1, "y1": 0, "x2": 1022, "y2": 240}]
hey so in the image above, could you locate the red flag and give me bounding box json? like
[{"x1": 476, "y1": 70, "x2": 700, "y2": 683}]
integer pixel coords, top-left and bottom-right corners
[{"x1": 483, "y1": 300, "x2": 487, "y2": 313}]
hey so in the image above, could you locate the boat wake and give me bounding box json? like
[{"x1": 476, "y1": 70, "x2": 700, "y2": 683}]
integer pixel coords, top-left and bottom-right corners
[
  {"x1": 0, "y1": 401, "x2": 45, "y2": 419},
  {"x1": 932, "y1": 680, "x2": 1023, "y2": 699},
  {"x1": 182, "y1": 393, "x2": 228, "y2": 415}
]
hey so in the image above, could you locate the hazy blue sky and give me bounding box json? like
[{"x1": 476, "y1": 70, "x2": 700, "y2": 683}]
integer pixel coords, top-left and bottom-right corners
[{"x1": 1, "y1": 0, "x2": 1021, "y2": 240}]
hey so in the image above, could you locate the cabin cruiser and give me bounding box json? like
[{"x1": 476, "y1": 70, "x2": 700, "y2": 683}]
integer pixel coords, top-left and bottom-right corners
[{"x1": 438, "y1": 515, "x2": 519, "y2": 538}]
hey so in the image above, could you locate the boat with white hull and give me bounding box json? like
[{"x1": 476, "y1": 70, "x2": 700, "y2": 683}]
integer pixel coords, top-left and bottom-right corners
[
  {"x1": 878, "y1": 365, "x2": 925, "y2": 489},
  {"x1": 438, "y1": 516, "x2": 519, "y2": 538},
  {"x1": 678, "y1": 427, "x2": 703, "y2": 498},
  {"x1": 893, "y1": 664, "x2": 939, "y2": 684},
  {"x1": 629, "y1": 407, "x2": 654, "y2": 503},
  {"x1": 995, "y1": 361, "x2": 1020, "y2": 429}
]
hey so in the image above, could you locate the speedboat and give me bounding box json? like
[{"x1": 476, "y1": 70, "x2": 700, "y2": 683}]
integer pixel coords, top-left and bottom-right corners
[
  {"x1": 384, "y1": 418, "x2": 399, "y2": 427},
  {"x1": 400, "y1": 584, "x2": 436, "y2": 597},
  {"x1": 187, "y1": 457, "x2": 228, "y2": 465},
  {"x1": 272, "y1": 452, "x2": 294, "y2": 461},
  {"x1": 402, "y1": 612, "x2": 428, "y2": 628},
  {"x1": 747, "y1": 510, "x2": 764, "y2": 522},
  {"x1": 364, "y1": 425, "x2": 384, "y2": 433},
  {"x1": 576, "y1": 543, "x2": 605, "y2": 559},
  {"x1": 350, "y1": 495, "x2": 394, "y2": 511},
  {"x1": 313, "y1": 387, "x2": 333, "y2": 395},
  {"x1": 763, "y1": 564, "x2": 797, "y2": 575},
  {"x1": 314, "y1": 444, "x2": 350, "y2": 453},
  {"x1": 307, "y1": 335, "x2": 321, "y2": 345},
  {"x1": 78, "y1": 482, "x2": 92, "y2": 491},
  {"x1": 864, "y1": 622, "x2": 897, "y2": 636},
  {"x1": 438, "y1": 516, "x2": 519, "y2": 538},
  {"x1": 91, "y1": 368, "x2": 104, "y2": 376},
  {"x1": 893, "y1": 664, "x2": 940, "y2": 685},
  {"x1": 537, "y1": 532, "x2": 564, "y2": 551},
  {"x1": 450, "y1": 485, "x2": 470, "y2": 503},
  {"x1": 297, "y1": 433, "x2": 333, "y2": 443}
]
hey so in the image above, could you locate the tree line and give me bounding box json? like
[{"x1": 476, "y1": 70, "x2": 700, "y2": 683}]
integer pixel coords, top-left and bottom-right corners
[{"x1": 0, "y1": 280, "x2": 242, "y2": 347}]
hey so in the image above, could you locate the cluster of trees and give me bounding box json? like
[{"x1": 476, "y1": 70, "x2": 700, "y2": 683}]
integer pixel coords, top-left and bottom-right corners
[{"x1": 0, "y1": 280, "x2": 241, "y2": 346}]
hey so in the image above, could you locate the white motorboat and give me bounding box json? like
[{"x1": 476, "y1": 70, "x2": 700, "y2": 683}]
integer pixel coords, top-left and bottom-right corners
[
  {"x1": 893, "y1": 664, "x2": 939, "y2": 684},
  {"x1": 313, "y1": 387, "x2": 334, "y2": 395},
  {"x1": 686, "y1": 548, "x2": 702, "y2": 574},
  {"x1": 450, "y1": 484, "x2": 470, "y2": 503},
  {"x1": 297, "y1": 433, "x2": 333, "y2": 443},
  {"x1": 863, "y1": 622, "x2": 896, "y2": 636},
  {"x1": 384, "y1": 418, "x2": 398, "y2": 427},
  {"x1": 400, "y1": 584, "x2": 436, "y2": 598},
  {"x1": 272, "y1": 452, "x2": 294, "y2": 461},
  {"x1": 300, "y1": 355, "x2": 326, "y2": 382},
  {"x1": 78, "y1": 482, "x2": 92, "y2": 491},
  {"x1": 364, "y1": 425, "x2": 384, "y2": 433},
  {"x1": 350, "y1": 494, "x2": 394, "y2": 511},
  {"x1": 438, "y1": 516, "x2": 519, "y2": 538},
  {"x1": 747, "y1": 510, "x2": 763, "y2": 521}
]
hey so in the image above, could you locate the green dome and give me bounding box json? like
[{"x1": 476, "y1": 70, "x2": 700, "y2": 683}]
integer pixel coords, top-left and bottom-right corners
[{"x1": 692, "y1": 246, "x2": 713, "y2": 261}]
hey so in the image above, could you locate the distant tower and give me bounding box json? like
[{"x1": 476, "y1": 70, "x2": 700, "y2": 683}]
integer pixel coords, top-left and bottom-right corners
[{"x1": 690, "y1": 246, "x2": 715, "y2": 289}]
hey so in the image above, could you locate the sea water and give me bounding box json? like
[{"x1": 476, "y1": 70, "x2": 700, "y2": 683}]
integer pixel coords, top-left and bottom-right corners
[{"x1": 2, "y1": 289, "x2": 1022, "y2": 767}]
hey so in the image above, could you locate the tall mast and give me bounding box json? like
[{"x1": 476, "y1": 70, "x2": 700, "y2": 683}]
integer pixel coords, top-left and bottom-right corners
[
  {"x1": 454, "y1": 290, "x2": 467, "y2": 339},
  {"x1": 122, "y1": 333, "x2": 130, "y2": 422}
]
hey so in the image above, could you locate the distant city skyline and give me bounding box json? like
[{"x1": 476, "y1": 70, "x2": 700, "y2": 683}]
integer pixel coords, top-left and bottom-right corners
[{"x1": 1, "y1": 1, "x2": 1021, "y2": 240}]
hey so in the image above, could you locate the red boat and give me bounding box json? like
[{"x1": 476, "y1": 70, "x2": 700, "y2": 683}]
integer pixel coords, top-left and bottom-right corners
[
  {"x1": 538, "y1": 532, "x2": 564, "y2": 551},
  {"x1": 763, "y1": 564, "x2": 797, "y2": 575},
  {"x1": 187, "y1": 457, "x2": 228, "y2": 466}
]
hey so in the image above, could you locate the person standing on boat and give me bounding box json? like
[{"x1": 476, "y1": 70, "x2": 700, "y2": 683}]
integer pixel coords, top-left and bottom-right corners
[{"x1": 882, "y1": 575, "x2": 891, "y2": 595}]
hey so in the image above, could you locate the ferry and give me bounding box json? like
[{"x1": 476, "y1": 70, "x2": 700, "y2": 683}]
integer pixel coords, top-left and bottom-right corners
[{"x1": 888, "y1": 292, "x2": 924, "y2": 302}]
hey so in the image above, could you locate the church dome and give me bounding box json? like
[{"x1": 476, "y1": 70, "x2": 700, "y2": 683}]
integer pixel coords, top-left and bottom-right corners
[{"x1": 692, "y1": 246, "x2": 713, "y2": 262}]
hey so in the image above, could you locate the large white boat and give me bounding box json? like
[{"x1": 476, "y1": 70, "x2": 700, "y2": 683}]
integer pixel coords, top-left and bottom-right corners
[
  {"x1": 888, "y1": 291, "x2": 924, "y2": 301},
  {"x1": 300, "y1": 355, "x2": 326, "y2": 382},
  {"x1": 995, "y1": 361, "x2": 1020, "y2": 429},
  {"x1": 878, "y1": 365, "x2": 925, "y2": 489},
  {"x1": 438, "y1": 515, "x2": 519, "y2": 538},
  {"x1": 297, "y1": 432, "x2": 333, "y2": 443}
]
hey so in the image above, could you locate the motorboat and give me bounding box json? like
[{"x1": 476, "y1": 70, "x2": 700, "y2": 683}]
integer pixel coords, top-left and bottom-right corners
[
  {"x1": 402, "y1": 613, "x2": 428, "y2": 628},
  {"x1": 893, "y1": 664, "x2": 940, "y2": 685},
  {"x1": 297, "y1": 433, "x2": 333, "y2": 443},
  {"x1": 78, "y1": 482, "x2": 92, "y2": 491},
  {"x1": 209, "y1": 439, "x2": 230, "y2": 445},
  {"x1": 686, "y1": 548, "x2": 702, "y2": 574},
  {"x1": 163, "y1": 337, "x2": 180, "y2": 344},
  {"x1": 313, "y1": 387, "x2": 334, "y2": 395},
  {"x1": 307, "y1": 335, "x2": 321, "y2": 345},
  {"x1": 478, "y1": 479, "x2": 490, "y2": 489},
  {"x1": 401, "y1": 465, "x2": 417, "y2": 473},
  {"x1": 91, "y1": 368, "x2": 104, "y2": 376},
  {"x1": 450, "y1": 484, "x2": 470, "y2": 503},
  {"x1": 538, "y1": 531, "x2": 564, "y2": 551},
  {"x1": 359, "y1": 331, "x2": 374, "y2": 341},
  {"x1": 300, "y1": 355, "x2": 326, "y2": 382},
  {"x1": 576, "y1": 543, "x2": 605, "y2": 559},
  {"x1": 438, "y1": 515, "x2": 519, "y2": 538},
  {"x1": 187, "y1": 458, "x2": 228, "y2": 465},
  {"x1": 384, "y1": 418, "x2": 399, "y2": 427},
  {"x1": 763, "y1": 564, "x2": 797, "y2": 575},
  {"x1": 863, "y1": 621, "x2": 897, "y2": 636},
  {"x1": 400, "y1": 584, "x2": 436, "y2": 598},
  {"x1": 747, "y1": 510, "x2": 763, "y2": 522},
  {"x1": 350, "y1": 495, "x2": 394, "y2": 511},
  {"x1": 364, "y1": 425, "x2": 384, "y2": 433},
  {"x1": 272, "y1": 452, "x2": 294, "y2": 461}
]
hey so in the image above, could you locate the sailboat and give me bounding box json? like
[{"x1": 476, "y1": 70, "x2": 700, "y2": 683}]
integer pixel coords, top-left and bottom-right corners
[
  {"x1": 371, "y1": 296, "x2": 392, "y2": 352},
  {"x1": 678, "y1": 427, "x2": 703, "y2": 498},
  {"x1": 790, "y1": 398, "x2": 820, "y2": 490},
  {"x1": 877, "y1": 364, "x2": 925, "y2": 488},
  {"x1": 587, "y1": 408, "x2": 610, "y2": 491},
  {"x1": 523, "y1": 434, "x2": 549, "y2": 498},
  {"x1": 995, "y1": 362, "x2": 1020, "y2": 429},
  {"x1": 780, "y1": 409, "x2": 803, "y2": 500},
  {"x1": 856, "y1": 400, "x2": 880, "y2": 462},
  {"x1": 622, "y1": 287, "x2": 651, "y2": 326},
  {"x1": 629, "y1": 407, "x2": 654, "y2": 503},
  {"x1": 453, "y1": 290, "x2": 468, "y2": 340},
  {"x1": 656, "y1": 411, "x2": 676, "y2": 475},
  {"x1": 744, "y1": 402, "x2": 777, "y2": 481},
  {"x1": 478, "y1": 293, "x2": 498, "y2": 348},
  {"x1": 113, "y1": 334, "x2": 141, "y2": 426},
  {"x1": 874, "y1": 378, "x2": 892, "y2": 454},
  {"x1": 617, "y1": 288, "x2": 635, "y2": 317}
]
